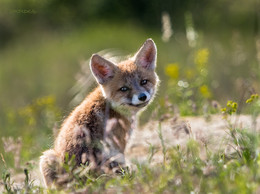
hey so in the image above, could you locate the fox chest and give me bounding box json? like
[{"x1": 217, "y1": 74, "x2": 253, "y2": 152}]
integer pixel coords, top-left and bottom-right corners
[{"x1": 73, "y1": 111, "x2": 132, "y2": 151}]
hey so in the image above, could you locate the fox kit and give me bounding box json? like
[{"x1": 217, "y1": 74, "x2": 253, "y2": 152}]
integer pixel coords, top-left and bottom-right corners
[{"x1": 40, "y1": 39, "x2": 159, "y2": 187}]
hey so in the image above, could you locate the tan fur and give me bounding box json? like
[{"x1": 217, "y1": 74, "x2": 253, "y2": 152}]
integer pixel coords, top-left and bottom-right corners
[{"x1": 40, "y1": 39, "x2": 159, "y2": 188}]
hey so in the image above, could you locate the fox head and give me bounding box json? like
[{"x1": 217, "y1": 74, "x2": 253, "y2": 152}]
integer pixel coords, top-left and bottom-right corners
[{"x1": 90, "y1": 39, "x2": 159, "y2": 112}]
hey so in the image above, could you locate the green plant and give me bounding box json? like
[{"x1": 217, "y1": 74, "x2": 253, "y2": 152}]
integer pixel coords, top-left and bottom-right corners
[
  {"x1": 164, "y1": 48, "x2": 216, "y2": 117},
  {"x1": 0, "y1": 96, "x2": 61, "y2": 175}
]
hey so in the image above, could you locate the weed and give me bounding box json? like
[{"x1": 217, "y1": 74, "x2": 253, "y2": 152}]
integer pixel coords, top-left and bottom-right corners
[
  {"x1": 158, "y1": 121, "x2": 167, "y2": 165},
  {"x1": 1, "y1": 91, "x2": 260, "y2": 193},
  {"x1": 164, "y1": 48, "x2": 216, "y2": 117},
  {"x1": 2, "y1": 172, "x2": 12, "y2": 194}
]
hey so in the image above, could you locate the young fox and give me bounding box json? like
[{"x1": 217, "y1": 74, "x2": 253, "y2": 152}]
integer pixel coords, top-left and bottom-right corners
[{"x1": 40, "y1": 39, "x2": 159, "y2": 187}]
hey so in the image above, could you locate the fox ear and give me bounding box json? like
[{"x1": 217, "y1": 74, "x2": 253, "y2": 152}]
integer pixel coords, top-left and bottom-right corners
[
  {"x1": 90, "y1": 54, "x2": 117, "y2": 84},
  {"x1": 134, "y1": 38, "x2": 157, "y2": 70}
]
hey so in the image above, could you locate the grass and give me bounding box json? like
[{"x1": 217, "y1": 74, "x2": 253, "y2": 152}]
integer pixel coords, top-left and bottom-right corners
[
  {"x1": 1, "y1": 127, "x2": 260, "y2": 193},
  {"x1": 1, "y1": 97, "x2": 260, "y2": 193}
]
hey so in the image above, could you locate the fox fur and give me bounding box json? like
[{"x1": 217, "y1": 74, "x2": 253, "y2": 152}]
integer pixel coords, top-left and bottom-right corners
[{"x1": 40, "y1": 39, "x2": 159, "y2": 187}]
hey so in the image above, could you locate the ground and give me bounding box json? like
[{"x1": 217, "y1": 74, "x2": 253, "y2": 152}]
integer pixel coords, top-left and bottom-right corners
[
  {"x1": 126, "y1": 114, "x2": 259, "y2": 164},
  {"x1": 1, "y1": 114, "x2": 258, "y2": 191}
]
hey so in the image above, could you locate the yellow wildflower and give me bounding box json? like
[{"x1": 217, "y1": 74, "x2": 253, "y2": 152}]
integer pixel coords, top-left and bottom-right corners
[
  {"x1": 165, "y1": 63, "x2": 179, "y2": 79},
  {"x1": 195, "y1": 48, "x2": 209, "y2": 69},
  {"x1": 199, "y1": 85, "x2": 211, "y2": 99}
]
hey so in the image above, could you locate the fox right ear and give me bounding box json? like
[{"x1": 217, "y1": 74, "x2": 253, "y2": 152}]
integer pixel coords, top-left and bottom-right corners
[
  {"x1": 90, "y1": 54, "x2": 117, "y2": 84},
  {"x1": 134, "y1": 38, "x2": 157, "y2": 70}
]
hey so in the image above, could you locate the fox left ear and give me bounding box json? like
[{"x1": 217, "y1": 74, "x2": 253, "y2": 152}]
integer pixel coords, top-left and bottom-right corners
[
  {"x1": 90, "y1": 54, "x2": 117, "y2": 84},
  {"x1": 134, "y1": 38, "x2": 157, "y2": 70}
]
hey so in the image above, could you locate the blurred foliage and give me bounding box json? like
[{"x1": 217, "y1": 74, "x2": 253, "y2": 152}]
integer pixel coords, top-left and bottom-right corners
[
  {"x1": 162, "y1": 48, "x2": 214, "y2": 116},
  {"x1": 0, "y1": 0, "x2": 259, "y2": 46},
  {"x1": 0, "y1": 0, "x2": 260, "y2": 116},
  {"x1": 0, "y1": 96, "x2": 61, "y2": 174}
]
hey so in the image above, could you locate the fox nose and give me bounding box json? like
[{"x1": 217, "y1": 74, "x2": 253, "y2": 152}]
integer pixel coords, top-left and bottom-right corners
[{"x1": 138, "y1": 93, "x2": 147, "y2": 101}]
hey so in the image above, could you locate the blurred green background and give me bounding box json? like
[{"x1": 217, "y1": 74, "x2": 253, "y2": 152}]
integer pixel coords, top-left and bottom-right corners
[{"x1": 0, "y1": 0, "x2": 260, "y2": 172}]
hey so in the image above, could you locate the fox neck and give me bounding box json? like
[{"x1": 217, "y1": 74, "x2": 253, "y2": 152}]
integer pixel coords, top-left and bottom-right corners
[{"x1": 109, "y1": 101, "x2": 137, "y2": 118}]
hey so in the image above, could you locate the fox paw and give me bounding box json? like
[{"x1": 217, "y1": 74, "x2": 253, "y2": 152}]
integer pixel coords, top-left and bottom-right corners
[{"x1": 109, "y1": 161, "x2": 131, "y2": 174}]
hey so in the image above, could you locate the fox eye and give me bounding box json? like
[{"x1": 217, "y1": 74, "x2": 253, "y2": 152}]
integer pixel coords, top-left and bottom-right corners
[
  {"x1": 119, "y1": 86, "x2": 129, "y2": 92},
  {"x1": 140, "y1": 79, "x2": 148, "y2": 85}
]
